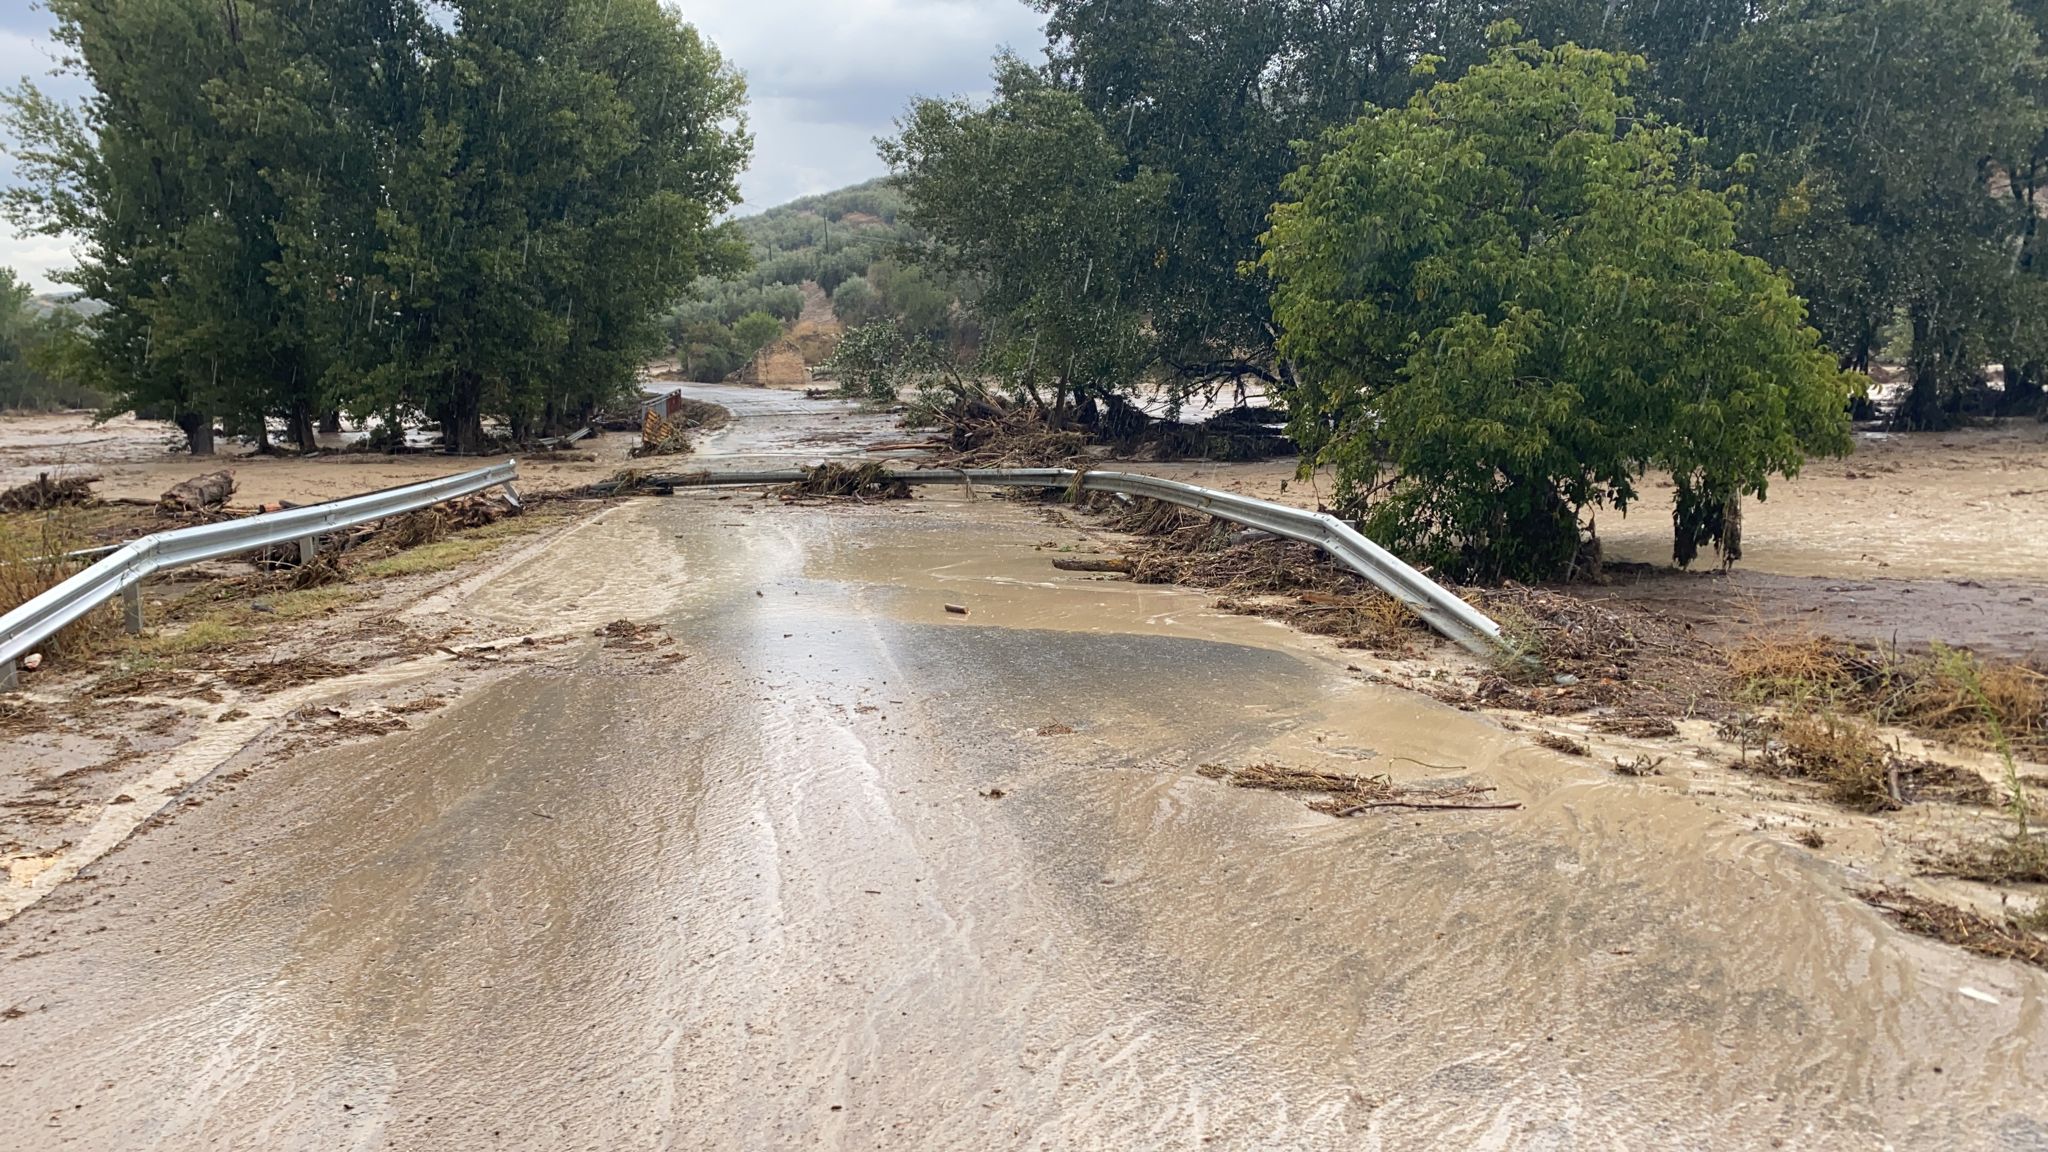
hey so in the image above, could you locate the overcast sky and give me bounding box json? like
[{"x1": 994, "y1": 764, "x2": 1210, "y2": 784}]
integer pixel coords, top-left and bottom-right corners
[{"x1": 0, "y1": 0, "x2": 1045, "y2": 293}]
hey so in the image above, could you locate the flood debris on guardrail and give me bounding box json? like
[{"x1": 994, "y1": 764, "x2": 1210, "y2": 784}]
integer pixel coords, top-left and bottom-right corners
[
  {"x1": 1, "y1": 461, "x2": 521, "y2": 691},
  {"x1": 625, "y1": 465, "x2": 1517, "y2": 661}
]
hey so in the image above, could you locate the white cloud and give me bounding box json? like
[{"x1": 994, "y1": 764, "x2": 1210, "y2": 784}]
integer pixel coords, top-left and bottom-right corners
[
  {"x1": 0, "y1": 28, "x2": 83, "y2": 292},
  {"x1": 683, "y1": 0, "x2": 1045, "y2": 206},
  {"x1": 0, "y1": 1, "x2": 1045, "y2": 291}
]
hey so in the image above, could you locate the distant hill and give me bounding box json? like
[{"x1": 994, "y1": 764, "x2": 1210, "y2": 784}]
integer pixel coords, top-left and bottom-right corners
[
  {"x1": 729, "y1": 177, "x2": 914, "y2": 296},
  {"x1": 665, "y1": 178, "x2": 924, "y2": 381},
  {"x1": 28, "y1": 293, "x2": 107, "y2": 319}
]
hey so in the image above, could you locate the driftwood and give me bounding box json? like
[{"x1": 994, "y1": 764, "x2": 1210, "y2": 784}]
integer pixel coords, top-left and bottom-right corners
[
  {"x1": 159, "y1": 469, "x2": 236, "y2": 515},
  {"x1": 1051, "y1": 557, "x2": 1133, "y2": 574},
  {"x1": 0, "y1": 471, "x2": 98, "y2": 512}
]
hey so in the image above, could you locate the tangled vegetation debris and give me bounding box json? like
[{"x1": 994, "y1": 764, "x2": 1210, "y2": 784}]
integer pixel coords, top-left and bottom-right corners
[
  {"x1": 0, "y1": 472, "x2": 98, "y2": 512},
  {"x1": 1203, "y1": 761, "x2": 1518, "y2": 817},
  {"x1": 1859, "y1": 887, "x2": 2048, "y2": 969},
  {"x1": 776, "y1": 462, "x2": 910, "y2": 501}
]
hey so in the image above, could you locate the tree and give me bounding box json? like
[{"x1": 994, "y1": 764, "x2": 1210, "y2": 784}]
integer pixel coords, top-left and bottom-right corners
[
  {"x1": 362, "y1": 0, "x2": 749, "y2": 452},
  {"x1": 1687, "y1": 0, "x2": 2044, "y2": 427},
  {"x1": 3, "y1": 0, "x2": 749, "y2": 454},
  {"x1": 829, "y1": 275, "x2": 879, "y2": 325},
  {"x1": 823, "y1": 319, "x2": 960, "y2": 404},
  {"x1": 1259, "y1": 33, "x2": 1856, "y2": 581},
  {"x1": 0, "y1": 270, "x2": 97, "y2": 411},
  {"x1": 884, "y1": 58, "x2": 1165, "y2": 418},
  {"x1": 732, "y1": 311, "x2": 784, "y2": 360}
]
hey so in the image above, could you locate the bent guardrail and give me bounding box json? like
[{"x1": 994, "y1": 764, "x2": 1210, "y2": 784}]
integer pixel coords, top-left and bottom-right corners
[
  {"x1": 641, "y1": 466, "x2": 1514, "y2": 659},
  {"x1": 1, "y1": 461, "x2": 521, "y2": 690}
]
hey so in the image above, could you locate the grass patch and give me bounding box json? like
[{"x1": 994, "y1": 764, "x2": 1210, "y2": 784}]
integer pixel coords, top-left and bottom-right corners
[
  {"x1": 1728, "y1": 632, "x2": 2047, "y2": 759},
  {"x1": 1773, "y1": 711, "x2": 1897, "y2": 811},
  {"x1": 357, "y1": 536, "x2": 503, "y2": 578},
  {"x1": 0, "y1": 507, "x2": 124, "y2": 664},
  {"x1": 265, "y1": 584, "x2": 368, "y2": 620},
  {"x1": 136, "y1": 618, "x2": 253, "y2": 656}
]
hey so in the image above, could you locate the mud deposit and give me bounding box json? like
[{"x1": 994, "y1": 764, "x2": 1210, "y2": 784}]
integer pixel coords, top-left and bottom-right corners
[{"x1": 3, "y1": 495, "x2": 2046, "y2": 1150}]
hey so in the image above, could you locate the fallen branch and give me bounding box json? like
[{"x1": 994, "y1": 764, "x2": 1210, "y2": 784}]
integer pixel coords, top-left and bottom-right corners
[
  {"x1": 1335, "y1": 800, "x2": 1524, "y2": 815},
  {"x1": 1052, "y1": 557, "x2": 1133, "y2": 574}
]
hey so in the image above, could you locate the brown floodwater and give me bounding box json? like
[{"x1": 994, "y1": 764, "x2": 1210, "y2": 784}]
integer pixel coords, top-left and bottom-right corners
[{"x1": 2, "y1": 493, "x2": 2045, "y2": 1149}]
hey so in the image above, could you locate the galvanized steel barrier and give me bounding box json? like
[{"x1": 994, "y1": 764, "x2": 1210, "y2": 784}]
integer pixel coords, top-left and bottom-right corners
[
  {"x1": 645, "y1": 466, "x2": 1515, "y2": 659},
  {"x1": 0, "y1": 461, "x2": 521, "y2": 690}
]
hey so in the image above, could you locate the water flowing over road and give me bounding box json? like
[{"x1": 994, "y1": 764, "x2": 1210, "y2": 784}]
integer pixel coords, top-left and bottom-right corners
[{"x1": 3, "y1": 388, "x2": 2045, "y2": 1150}]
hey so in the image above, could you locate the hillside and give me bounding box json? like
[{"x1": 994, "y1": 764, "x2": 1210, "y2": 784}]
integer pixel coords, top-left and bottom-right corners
[{"x1": 664, "y1": 177, "x2": 977, "y2": 386}]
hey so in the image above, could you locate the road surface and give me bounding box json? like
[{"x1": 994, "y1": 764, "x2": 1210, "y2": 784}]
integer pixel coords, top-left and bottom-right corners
[{"x1": 2, "y1": 389, "x2": 2045, "y2": 1149}]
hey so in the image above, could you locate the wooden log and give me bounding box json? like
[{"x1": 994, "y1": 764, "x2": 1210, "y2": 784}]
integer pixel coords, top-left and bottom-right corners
[
  {"x1": 159, "y1": 469, "x2": 236, "y2": 514},
  {"x1": 1051, "y1": 557, "x2": 1133, "y2": 574}
]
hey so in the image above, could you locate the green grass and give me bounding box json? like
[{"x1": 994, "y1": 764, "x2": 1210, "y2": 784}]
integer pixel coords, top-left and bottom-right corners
[
  {"x1": 136, "y1": 618, "x2": 253, "y2": 656},
  {"x1": 355, "y1": 506, "x2": 564, "y2": 579},
  {"x1": 358, "y1": 536, "x2": 505, "y2": 578}
]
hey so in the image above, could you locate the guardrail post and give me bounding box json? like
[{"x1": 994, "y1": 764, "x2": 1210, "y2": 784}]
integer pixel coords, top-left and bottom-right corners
[
  {"x1": 297, "y1": 534, "x2": 320, "y2": 565},
  {"x1": 123, "y1": 583, "x2": 144, "y2": 634},
  {"x1": 1, "y1": 662, "x2": 15, "y2": 692},
  {"x1": 501, "y1": 480, "x2": 522, "y2": 508}
]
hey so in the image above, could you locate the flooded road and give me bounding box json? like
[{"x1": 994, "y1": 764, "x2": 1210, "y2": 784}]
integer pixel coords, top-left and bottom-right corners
[{"x1": 4, "y1": 450, "x2": 2048, "y2": 1146}]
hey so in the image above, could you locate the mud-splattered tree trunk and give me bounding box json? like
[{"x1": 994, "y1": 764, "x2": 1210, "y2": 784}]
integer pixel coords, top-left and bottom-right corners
[{"x1": 174, "y1": 410, "x2": 215, "y2": 456}]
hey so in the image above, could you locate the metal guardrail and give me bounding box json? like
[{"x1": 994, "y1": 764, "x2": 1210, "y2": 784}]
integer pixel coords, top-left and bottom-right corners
[
  {"x1": 642, "y1": 466, "x2": 1514, "y2": 659},
  {"x1": 1, "y1": 461, "x2": 521, "y2": 690}
]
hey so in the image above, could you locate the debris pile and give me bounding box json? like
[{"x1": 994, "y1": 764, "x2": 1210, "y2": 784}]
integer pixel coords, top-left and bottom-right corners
[
  {"x1": 776, "y1": 462, "x2": 910, "y2": 501},
  {"x1": 0, "y1": 472, "x2": 98, "y2": 512},
  {"x1": 1200, "y1": 761, "x2": 1518, "y2": 817},
  {"x1": 631, "y1": 398, "x2": 731, "y2": 458},
  {"x1": 1860, "y1": 887, "x2": 2048, "y2": 969}
]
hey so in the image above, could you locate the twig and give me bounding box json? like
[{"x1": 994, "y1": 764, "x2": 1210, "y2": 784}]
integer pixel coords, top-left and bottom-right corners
[
  {"x1": 1335, "y1": 800, "x2": 1523, "y2": 815},
  {"x1": 1387, "y1": 756, "x2": 1469, "y2": 772}
]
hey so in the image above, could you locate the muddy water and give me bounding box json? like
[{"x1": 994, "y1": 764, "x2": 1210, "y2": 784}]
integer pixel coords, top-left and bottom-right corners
[{"x1": 2, "y1": 494, "x2": 2045, "y2": 1150}]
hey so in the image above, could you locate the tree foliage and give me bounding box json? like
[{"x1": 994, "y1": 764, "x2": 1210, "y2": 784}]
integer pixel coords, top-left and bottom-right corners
[
  {"x1": 0, "y1": 271, "x2": 97, "y2": 411},
  {"x1": 884, "y1": 58, "x2": 1165, "y2": 415},
  {"x1": 1259, "y1": 36, "x2": 1856, "y2": 581},
  {"x1": 2, "y1": 0, "x2": 748, "y2": 454}
]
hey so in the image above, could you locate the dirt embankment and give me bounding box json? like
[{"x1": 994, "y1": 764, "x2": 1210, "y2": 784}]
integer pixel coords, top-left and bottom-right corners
[{"x1": 0, "y1": 411, "x2": 646, "y2": 507}]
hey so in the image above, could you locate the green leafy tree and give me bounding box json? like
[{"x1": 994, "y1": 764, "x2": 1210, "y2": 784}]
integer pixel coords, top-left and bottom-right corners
[
  {"x1": 823, "y1": 319, "x2": 960, "y2": 404},
  {"x1": 1259, "y1": 34, "x2": 1856, "y2": 581},
  {"x1": 0, "y1": 270, "x2": 98, "y2": 411},
  {"x1": 1688, "y1": 0, "x2": 2044, "y2": 426},
  {"x1": 364, "y1": 0, "x2": 749, "y2": 451},
  {"x1": 829, "y1": 275, "x2": 879, "y2": 325},
  {"x1": 884, "y1": 58, "x2": 1165, "y2": 418},
  {"x1": 5, "y1": 0, "x2": 747, "y2": 454},
  {"x1": 732, "y1": 310, "x2": 785, "y2": 360}
]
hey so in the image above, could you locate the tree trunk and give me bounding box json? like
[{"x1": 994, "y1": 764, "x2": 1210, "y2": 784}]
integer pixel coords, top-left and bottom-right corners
[
  {"x1": 160, "y1": 469, "x2": 236, "y2": 514},
  {"x1": 1896, "y1": 307, "x2": 1949, "y2": 430},
  {"x1": 174, "y1": 410, "x2": 215, "y2": 456},
  {"x1": 318, "y1": 409, "x2": 342, "y2": 435},
  {"x1": 288, "y1": 401, "x2": 317, "y2": 452},
  {"x1": 441, "y1": 371, "x2": 486, "y2": 454}
]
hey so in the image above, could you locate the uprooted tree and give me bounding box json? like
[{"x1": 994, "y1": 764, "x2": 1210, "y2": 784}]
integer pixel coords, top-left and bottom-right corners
[{"x1": 1258, "y1": 33, "x2": 1856, "y2": 583}]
